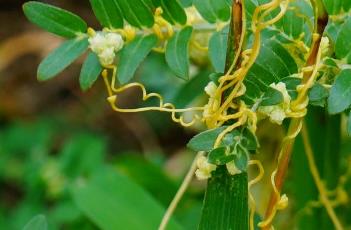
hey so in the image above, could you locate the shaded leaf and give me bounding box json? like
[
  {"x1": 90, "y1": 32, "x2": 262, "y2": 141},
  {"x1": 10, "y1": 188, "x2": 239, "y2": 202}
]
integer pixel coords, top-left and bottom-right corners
[
  {"x1": 23, "y1": 215, "x2": 47, "y2": 230},
  {"x1": 193, "y1": 0, "x2": 230, "y2": 23},
  {"x1": 209, "y1": 30, "x2": 228, "y2": 72},
  {"x1": 208, "y1": 147, "x2": 234, "y2": 165},
  {"x1": 118, "y1": 34, "x2": 158, "y2": 84},
  {"x1": 160, "y1": 0, "x2": 187, "y2": 25},
  {"x1": 335, "y1": 16, "x2": 351, "y2": 63},
  {"x1": 260, "y1": 87, "x2": 284, "y2": 106},
  {"x1": 165, "y1": 26, "x2": 193, "y2": 80},
  {"x1": 308, "y1": 83, "x2": 329, "y2": 107},
  {"x1": 328, "y1": 69, "x2": 351, "y2": 114},
  {"x1": 72, "y1": 167, "x2": 182, "y2": 230},
  {"x1": 38, "y1": 38, "x2": 89, "y2": 81},
  {"x1": 89, "y1": 0, "x2": 124, "y2": 28},
  {"x1": 23, "y1": 1, "x2": 87, "y2": 38},
  {"x1": 80, "y1": 52, "x2": 102, "y2": 91}
]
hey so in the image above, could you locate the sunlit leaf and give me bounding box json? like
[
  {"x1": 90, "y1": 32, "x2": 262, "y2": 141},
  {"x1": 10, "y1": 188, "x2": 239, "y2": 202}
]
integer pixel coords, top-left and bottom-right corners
[
  {"x1": 38, "y1": 38, "x2": 89, "y2": 81},
  {"x1": 23, "y1": 1, "x2": 87, "y2": 38},
  {"x1": 187, "y1": 126, "x2": 227, "y2": 152},
  {"x1": 116, "y1": 0, "x2": 154, "y2": 28},
  {"x1": 118, "y1": 34, "x2": 158, "y2": 84},
  {"x1": 89, "y1": 0, "x2": 124, "y2": 28},
  {"x1": 80, "y1": 52, "x2": 102, "y2": 91}
]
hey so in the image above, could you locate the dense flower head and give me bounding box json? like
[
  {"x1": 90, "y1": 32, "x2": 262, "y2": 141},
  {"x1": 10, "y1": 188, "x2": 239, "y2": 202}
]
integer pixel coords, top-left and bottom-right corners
[{"x1": 88, "y1": 32, "x2": 124, "y2": 66}]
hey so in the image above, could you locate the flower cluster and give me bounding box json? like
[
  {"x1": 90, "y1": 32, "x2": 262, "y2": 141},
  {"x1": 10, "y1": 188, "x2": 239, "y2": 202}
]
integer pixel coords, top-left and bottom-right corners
[
  {"x1": 258, "y1": 82, "x2": 291, "y2": 125},
  {"x1": 203, "y1": 81, "x2": 220, "y2": 123},
  {"x1": 195, "y1": 155, "x2": 217, "y2": 180},
  {"x1": 88, "y1": 32, "x2": 124, "y2": 66}
]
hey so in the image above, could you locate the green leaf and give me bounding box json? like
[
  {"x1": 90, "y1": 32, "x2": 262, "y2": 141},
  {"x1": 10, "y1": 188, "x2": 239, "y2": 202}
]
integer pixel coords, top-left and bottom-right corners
[
  {"x1": 208, "y1": 147, "x2": 235, "y2": 165},
  {"x1": 199, "y1": 168, "x2": 248, "y2": 230},
  {"x1": 348, "y1": 111, "x2": 351, "y2": 136},
  {"x1": 118, "y1": 34, "x2": 158, "y2": 84},
  {"x1": 260, "y1": 87, "x2": 284, "y2": 106},
  {"x1": 240, "y1": 128, "x2": 259, "y2": 151},
  {"x1": 116, "y1": 0, "x2": 154, "y2": 28},
  {"x1": 23, "y1": 215, "x2": 47, "y2": 230},
  {"x1": 328, "y1": 69, "x2": 351, "y2": 114},
  {"x1": 160, "y1": 0, "x2": 187, "y2": 25},
  {"x1": 179, "y1": 0, "x2": 193, "y2": 7},
  {"x1": 80, "y1": 52, "x2": 102, "y2": 91},
  {"x1": 335, "y1": 16, "x2": 351, "y2": 63},
  {"x1": 187, "y1": 126, "x2": 227, "y2": 152},
  {"x1": 89, "y1": 0, "x2": 124, "y2": 28},
  {"x1": 322, "y1": 0, "x2": 346, "y2": 15},
  {"x1": 193, "y1": 0, "x2": 230, "y2": 23},
  {"x1": 308, "y1": 83, "x2": 329, "y2": 107},
  {"x1": 165, "y1": 26, "x2": 193, "y2": 80},
  {"x1": 233, "y1": 144, "x2": 249, "y2": 172},
  {"x1": 23, "y1": 1, "x2": 87, "y2": 38},
  {"x1": 72, "y1": 167, "x2": 182, "y2": 230},
  {"x1": 38, "y1": 38, "x2": 89, "y2": 81},
  {"x1": 209, "y1": 30, "x2": 228, "y2": 73}
]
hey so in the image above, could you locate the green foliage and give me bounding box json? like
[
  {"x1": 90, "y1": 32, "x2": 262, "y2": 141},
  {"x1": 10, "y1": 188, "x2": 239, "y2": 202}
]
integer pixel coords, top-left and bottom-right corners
[
  {"x1": 38, "y1": 38, "x2": 89, "y2": 81},
  {"x1": 335, "y1": 16, "x2": 351, "y2": 63},
  {"x1": 165, "y1": 26, "x2": 193, "y2": 80},
  {"x1": 118, "y1": 35, "x2": 158, "y2": 84},
  {"x1": 116, "y1": 0, "x2": 154, "y2": 28},
  {"x1": 208, "y1": 147, "x2": 235, "y2": 165},
  {"x1": 187, "y1": 126, "x2": 228, "y2": 152},
  {"x1": 89, "y1": 0, "x2": 124, "y2": 29},
  {"x1": 71, "y1": 167, "x2": 182, "y2": 230},
  {"x1": 23, "y1": 215, "x2": 47, "y2": 230},
  {"x1": 328, "y1": 69, "x2": 351, "y2": 114},
  {"x1": 209, "y1": 29, "x2": 228, "y2": 73},
  {"x1": 308, "y1": 83, "x2": 329, "y2": 107},
  {"x1": 193, "y1": 0, "x2": 231, "y2": 23},
  {"x1": 80, "y1": 52, "x2": 102, "y2": 91},
  {"x1": 23, "y1": 1, "x2": 87, "y2": 38},
  {"x1": 160, "y1": 0, "x2": 187, "y2": 25}
]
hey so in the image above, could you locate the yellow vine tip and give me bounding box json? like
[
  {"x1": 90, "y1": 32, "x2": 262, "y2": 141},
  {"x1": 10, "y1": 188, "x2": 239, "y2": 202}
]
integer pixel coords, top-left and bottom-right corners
[{"x1": 107, "y1": 95, "x2": 117, "y2": 104}]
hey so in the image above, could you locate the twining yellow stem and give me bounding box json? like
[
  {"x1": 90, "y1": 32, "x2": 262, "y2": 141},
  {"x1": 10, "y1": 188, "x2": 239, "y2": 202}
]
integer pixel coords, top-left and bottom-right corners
[
  {"x1": 301, "y1": 122, "x2": 344, "y2": 230},
  {"x1": 158, "y1": 152, "x2": 203, "y2": 230}
]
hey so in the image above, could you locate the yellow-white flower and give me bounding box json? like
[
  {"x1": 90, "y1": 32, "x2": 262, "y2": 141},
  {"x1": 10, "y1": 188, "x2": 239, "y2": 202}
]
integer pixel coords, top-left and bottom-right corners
[
  {"x1": 258, "y1": 82, "x2": 291, "y2": 125},
  {"x1": 88, "y1": 32, "x2": 124, "y2": 66},
  {"x1": 226, "y1": 161, "x2": 242, "y2": 175},
  {"x1": 195, "y1": 155, "x2": 217, "y2": 180},
  {"x1": 203, "y1": 81, "x2": 220, "y2": 121}
]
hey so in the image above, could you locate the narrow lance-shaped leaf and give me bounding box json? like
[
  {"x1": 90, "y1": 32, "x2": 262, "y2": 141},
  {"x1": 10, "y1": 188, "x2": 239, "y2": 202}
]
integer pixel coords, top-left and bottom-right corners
[
  {"x1": 23, "y1": 1, "x2": 87, "y2": 38},
  {"x1": 80, "y1": 52, "x2": 102, "y2": 91},
  {"x1": 209, "y1": 30, "x2": 228, "y2": 73},
  {"x1": 118, "y1": 35, "x2": 158, "y2": 84},
  {"x1": 71, "y1": 167, "x2": 182, "y2": 230},
  {"x1": 23, "y1": 215, "x2": 47, "y2": 230},
  {"x1": 38, "y1": 38, "x2": 89, "y2": 81},
  {"x1": 165, "y1": 26, "x2": 193, "y2": 80},
  {"x1": 160, "y1": 0, "x2": 187, "y2": 25},
  {"x1": 116, "y1": 0, "x2": 154, "y2": 28},
  {"x1": 193, "y1": 0, "x2": 230, "y2": 23},
  {"x1": 328, "y1": 69, "x2": 351, "y2": 114},
  {"x1": 89, "y1": 0, "x2": 124, "y2": 28}
]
